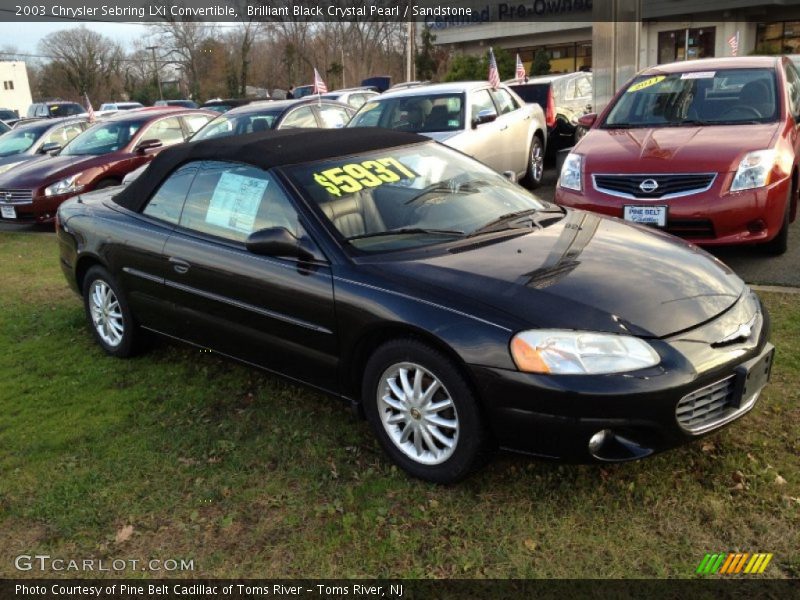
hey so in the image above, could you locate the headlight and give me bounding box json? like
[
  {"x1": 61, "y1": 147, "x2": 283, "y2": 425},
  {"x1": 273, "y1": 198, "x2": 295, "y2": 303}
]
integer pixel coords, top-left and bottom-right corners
[
  {"x1": 559, "y1": 153, "x2": 582, "y2": 191},
  {"x1": 44, "y1": 173, "x2": 84, "y2": 197},
  {"x1": 0, "y1": 161, "x2": 23, "y2": 175},
  {"x1": 510, "y1": 330, "x2": 660, "y2": 375},
  {"x1": 730, "y1": 149, "x2": 776, "y2": 192}
]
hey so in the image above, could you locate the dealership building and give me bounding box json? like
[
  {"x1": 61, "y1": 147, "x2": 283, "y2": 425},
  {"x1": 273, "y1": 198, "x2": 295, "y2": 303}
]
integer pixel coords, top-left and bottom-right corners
[
  {"x1": 0, "y1": 61, "x2": 33, "y2": 118},
  {"x1": 427, "y1": 0, "x2": 800, "y2": 73}
]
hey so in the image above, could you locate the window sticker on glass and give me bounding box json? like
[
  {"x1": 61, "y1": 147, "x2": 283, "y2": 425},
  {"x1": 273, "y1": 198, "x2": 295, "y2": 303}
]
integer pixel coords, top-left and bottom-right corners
[
  {"x1": 681, "y1": 71, "x2": 715, "y2": 79},
  {"x1": 205, "y1": 172, "x2": 268, "y2": 233},
  {"x1": 627, "y1": 76, "x2": 666, "y2": 92},
  {"x1": 313, "y1": 157, "x2": 418, "y2": 197}
]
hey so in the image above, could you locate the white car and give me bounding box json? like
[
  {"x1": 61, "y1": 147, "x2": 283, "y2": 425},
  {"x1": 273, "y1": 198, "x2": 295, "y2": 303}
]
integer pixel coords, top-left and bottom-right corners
[
  {"x1": 98, "y1": 102, "x2": 144, "y2": 111},
  {"x1": 320, "y1": 88, "x2": 379, "y2": 109},
  {"x1": 347, "y1": 81, "x2": 548, "y2": 188}
]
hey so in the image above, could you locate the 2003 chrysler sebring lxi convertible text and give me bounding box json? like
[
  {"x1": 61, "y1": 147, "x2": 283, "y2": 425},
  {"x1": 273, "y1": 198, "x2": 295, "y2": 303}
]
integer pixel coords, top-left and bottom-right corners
[{"x1": 56, "y1": 129, "x2": 774, "y2": 483}]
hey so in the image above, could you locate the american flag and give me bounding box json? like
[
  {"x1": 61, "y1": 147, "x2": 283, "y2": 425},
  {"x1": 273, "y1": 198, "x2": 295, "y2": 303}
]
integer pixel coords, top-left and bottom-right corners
[
  {"x1": 488, "y1": 48, "x2": 500, "y2": 89},
  {"x1": 84, "y1": 92, "x2": 95, "y2": 123},
  {"x1": 515, "y1": 53, "x2": 526, "y2": 82},
  {"x1": 313, "y1": 68, "x2": 328, "y2": 94},
  {"x1": 727, "y1": 31, "x2": 740, "y2": 56}
]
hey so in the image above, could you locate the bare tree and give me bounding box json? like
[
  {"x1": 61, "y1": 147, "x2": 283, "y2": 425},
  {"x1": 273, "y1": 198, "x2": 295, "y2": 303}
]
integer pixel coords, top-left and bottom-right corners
[
  {"x1": 38, "y1": 27, "x2": 123, "y2": 101},
  {"x1": 150, "y1": 16, "x2": 217, "y2": 100}
]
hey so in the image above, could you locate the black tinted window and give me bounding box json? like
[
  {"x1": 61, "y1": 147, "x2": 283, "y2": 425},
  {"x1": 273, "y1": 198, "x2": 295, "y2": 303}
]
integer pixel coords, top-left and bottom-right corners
[
  {"x1": 178, "y1": 161, "x2": 303, "y2": 243},
  {"x1": 143, "y1": 164, "x2": 197, "y2": 224}
]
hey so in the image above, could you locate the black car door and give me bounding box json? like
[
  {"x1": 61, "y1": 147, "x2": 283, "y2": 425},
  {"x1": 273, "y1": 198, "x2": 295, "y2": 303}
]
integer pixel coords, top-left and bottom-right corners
[
  {"x1": 114, "y1": 163, "x2": 199, "y2": 334},
  {"x1": 160, "y1": 160, "x2": 339, "y2": 392}
]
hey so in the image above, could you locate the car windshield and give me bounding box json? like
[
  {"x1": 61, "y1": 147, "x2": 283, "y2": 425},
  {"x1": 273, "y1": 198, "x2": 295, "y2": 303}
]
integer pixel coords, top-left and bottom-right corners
[
  {"x1": 0, "y1": 124, "x2": 48, "y2": 156},
  {"x1": 61, "y1": 119, "x2": 146, "y2": 156},
  {"x1": 0, "y1": 110, "x2": 16, "y2": 121},
  {"x1": 604, "y1": 68, "x2": 779, "y2": 127},
  {"x1": 349, "y1": 93, "x2": 465, "y2": 133},
  {"x1": 192, "y1": 110, "x2": 281, "y2": 140},
  {"x1": 285, "y1": 143, "x2": 550, "y2": 253}
]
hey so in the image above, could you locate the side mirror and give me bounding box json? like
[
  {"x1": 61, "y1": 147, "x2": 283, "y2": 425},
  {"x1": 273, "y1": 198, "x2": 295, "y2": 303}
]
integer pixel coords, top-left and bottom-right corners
[
  {"x1": 246, "y1": 227, "x2": 313, "y2": 261},
  {"x1": 134, "y1": 139, "x2": 163, "y2": 153},
  {"x1": 577, "y1": 113, "x2": 597, "y2": 128},
  {"x1": 39, "y1": 142, "x2": 62, "y2": 154},
  {"x1": 502, "y1": 170, "x2": 517, "y2": 183},
  {"x1": 471, "y1": 109, "x2": 498, "y2": 128}
]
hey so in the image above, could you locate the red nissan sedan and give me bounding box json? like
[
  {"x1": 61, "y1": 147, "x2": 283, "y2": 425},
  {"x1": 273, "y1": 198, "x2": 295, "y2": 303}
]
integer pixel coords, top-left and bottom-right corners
[
  {"x1": 0, "y1": 107, "x2": 215, "y2": 223},
  {"x1": 555, "y1": 56, "x2": 799, "y2": 254}
]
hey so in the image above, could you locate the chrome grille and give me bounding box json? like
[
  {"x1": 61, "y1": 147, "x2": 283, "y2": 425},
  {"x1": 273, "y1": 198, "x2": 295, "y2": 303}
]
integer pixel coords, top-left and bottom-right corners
[
  {"x1": 593, "y1": 173, "x2": 716, "y2": 199},
  {"x1": 676, "y1": 375, "x2": 737, "y2": 433},
  {"x1": 0, "y1": 189, "x2": 33, "y2": 204}
]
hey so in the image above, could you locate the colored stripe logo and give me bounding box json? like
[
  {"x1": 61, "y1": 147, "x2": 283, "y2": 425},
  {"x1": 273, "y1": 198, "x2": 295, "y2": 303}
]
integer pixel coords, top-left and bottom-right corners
[{"x1": 696, "y1": 553, "x2": 773, "y2": 575}]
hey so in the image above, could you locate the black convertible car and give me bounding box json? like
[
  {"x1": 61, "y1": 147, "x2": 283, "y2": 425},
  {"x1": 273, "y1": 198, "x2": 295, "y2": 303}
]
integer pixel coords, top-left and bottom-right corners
[{"x1": 56, "y1": 129, "x2": 773, "y2": 483}]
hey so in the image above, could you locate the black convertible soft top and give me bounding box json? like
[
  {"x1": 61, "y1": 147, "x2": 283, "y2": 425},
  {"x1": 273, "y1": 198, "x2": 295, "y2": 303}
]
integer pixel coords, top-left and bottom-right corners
[{"x1": 113, "y1": 128, "x2": 428, "y2": 212}]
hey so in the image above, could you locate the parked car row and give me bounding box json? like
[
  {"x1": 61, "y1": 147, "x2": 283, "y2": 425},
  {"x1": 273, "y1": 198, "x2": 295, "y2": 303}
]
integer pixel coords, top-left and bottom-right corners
[{"x1": 0, "y1": 83, "x2": 551, "y2": 223}]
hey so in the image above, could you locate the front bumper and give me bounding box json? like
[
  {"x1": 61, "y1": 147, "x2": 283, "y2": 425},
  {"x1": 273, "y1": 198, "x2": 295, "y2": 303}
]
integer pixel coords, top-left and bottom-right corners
[
  {"x1": 554, "y1": 174, "x2": 791, "y2": 246},
  {"x1": 472, "y1": 295, "x2": 772, "y2": 462},
  {"x1": 0, "y1": 192, "x2": 74, "y2": 224}
]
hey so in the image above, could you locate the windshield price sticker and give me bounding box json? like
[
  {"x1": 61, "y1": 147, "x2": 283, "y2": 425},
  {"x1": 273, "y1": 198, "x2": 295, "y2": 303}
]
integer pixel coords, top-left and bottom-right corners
[
  {"x1": 681, "y1": 71, "x2": 716, "y2": 79},
  {"x1": 314, "y1": 157, "x2": 418, "y2": 197},
  {"x1": 627, "y1": 76, "x2": 666, "y2": 93}
]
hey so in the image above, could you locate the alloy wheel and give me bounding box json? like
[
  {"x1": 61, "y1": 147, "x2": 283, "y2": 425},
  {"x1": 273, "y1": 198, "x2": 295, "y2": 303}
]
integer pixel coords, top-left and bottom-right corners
[
  {"x1": 89, "y1": 280, "x2": 124, "y2": 347},
  {"x1": 377, "y1": 362, "x2": 459, "y2": 465}
]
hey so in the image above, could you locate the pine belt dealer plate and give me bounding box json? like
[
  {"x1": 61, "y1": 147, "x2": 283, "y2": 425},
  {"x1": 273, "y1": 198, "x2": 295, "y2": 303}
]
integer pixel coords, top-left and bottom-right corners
[
  {"x1": 624, "y1": 205, "x2": 667, "y2": 227},
  {"x1": 0, "y1": 206, "x2": 16, "y2": 219}
]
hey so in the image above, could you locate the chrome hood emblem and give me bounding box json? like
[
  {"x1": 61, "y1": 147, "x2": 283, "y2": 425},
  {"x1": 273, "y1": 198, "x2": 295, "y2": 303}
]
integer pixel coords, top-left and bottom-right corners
[{"x1": 718, "y1": 314, "x2": 757, "y2": 344}]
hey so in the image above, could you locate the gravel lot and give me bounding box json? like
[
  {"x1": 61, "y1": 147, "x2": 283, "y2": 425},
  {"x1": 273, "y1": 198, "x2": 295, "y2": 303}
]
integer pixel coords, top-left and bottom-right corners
[{"x1": 2, "y1": 169, "x2": 798, "y2": 288}]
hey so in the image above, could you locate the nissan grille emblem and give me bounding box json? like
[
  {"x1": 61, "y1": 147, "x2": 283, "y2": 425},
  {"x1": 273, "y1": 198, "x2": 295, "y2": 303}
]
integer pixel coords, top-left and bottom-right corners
[{"x1": 639, "y1": 179, "x2": 659, "y2": 193}]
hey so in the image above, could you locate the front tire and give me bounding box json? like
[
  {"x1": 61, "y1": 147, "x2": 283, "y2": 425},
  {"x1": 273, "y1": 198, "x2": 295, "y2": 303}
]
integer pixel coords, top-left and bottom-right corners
[
  {"x1": 362, "y1": 339, "x2": 487, "y2": 483},
  {"x1": 82, "y1": 266, "x2": 141, "y2": 358},
  {"x1": 522, "y1": 135, "x2": 545, "y2": 189},
  {"x1": 763, "y1": 187, "x2": 791, "y2": 256}
]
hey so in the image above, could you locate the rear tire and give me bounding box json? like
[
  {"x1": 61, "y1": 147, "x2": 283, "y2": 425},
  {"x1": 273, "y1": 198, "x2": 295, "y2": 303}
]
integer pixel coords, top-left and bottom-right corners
[
  {"x1": 763, "y1": 188, "x2": 791, "y2": 256},
  {"x1": 362, "y1": 339, "x2": 487, "y2": 483},
  {"x1": 82, "y1": 266, "x2": 142, "y2": 358},
  {"x1": 522, "y1": 135, "x2": 545, "y2": 189}
]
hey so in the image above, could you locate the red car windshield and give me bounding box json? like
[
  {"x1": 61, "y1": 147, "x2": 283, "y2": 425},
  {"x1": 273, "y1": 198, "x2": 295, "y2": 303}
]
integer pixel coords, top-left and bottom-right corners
[
  {"x1": 61, "y1": 119, "x2": 147, "y2": 156},
  {"x1": 604, "y1": 68, "x2": 779, "y2": 128}
]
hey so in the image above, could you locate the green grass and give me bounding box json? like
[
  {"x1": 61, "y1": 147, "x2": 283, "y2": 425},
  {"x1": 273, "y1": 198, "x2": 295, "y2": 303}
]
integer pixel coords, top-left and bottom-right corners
[{"x1": 0, "y1": 231, "x2": 798, "y2": 579}]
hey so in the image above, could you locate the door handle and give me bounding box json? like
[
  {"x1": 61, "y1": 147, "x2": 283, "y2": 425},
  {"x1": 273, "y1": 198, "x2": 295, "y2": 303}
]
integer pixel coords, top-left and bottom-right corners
[
  {"x1": 169, "y1": 257, "x2": 190, "y2": 274},
  {"x1": 499, "y1": 125, "x2": 508, "y2": 131}
]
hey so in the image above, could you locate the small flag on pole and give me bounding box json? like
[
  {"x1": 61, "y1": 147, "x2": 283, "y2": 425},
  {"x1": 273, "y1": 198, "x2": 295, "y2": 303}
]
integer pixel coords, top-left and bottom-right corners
[
  {"x1": 515, "y1": 53, "x2": 526, "y2": 82},
  {"x1": 84, "y1": 92, "x2": 95, "y2": 123},
  {"x1": 488, "y1": 48, "x2": 500, "y2": 89},
  {"x1": 313, "y1": 68, "x2": 328, "y2": 94},
  {"x1": 727, "y1": 31, "x2": 740, "y2": 56}
]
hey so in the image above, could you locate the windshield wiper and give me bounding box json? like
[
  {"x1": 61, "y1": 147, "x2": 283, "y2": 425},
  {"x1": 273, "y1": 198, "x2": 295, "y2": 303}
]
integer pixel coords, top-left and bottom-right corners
[
  {"x1": 346, "y1": 227, "x2": 466, "y2": 241},
  {"x1": 468, "y1": 208, "x2": 564, "y2": 237}
]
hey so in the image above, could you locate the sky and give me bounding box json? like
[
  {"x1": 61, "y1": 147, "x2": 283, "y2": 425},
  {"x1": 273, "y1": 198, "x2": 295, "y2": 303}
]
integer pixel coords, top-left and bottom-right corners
[{"x1": 4, "y1": 22, "x2": 152, "y2": 55}]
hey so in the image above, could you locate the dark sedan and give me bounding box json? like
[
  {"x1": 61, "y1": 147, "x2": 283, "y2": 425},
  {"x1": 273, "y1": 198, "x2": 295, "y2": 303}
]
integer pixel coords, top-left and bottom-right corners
[
  {"x1": 56, "y1": 129, "x2": 773, "y2": 483},
  {"x1": 509, "y1": 71, "x2": 594, "y2": 156},
  {"x1": 0, "y1": 108, "x2": 214, "y2": 223}
]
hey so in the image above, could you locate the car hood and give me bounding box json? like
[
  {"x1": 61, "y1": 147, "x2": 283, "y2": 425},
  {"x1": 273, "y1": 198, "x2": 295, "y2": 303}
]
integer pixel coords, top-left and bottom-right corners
[
  {"x1": 0, "y1": 154, "x2": 96, "y2": 189},
  {"x1": 578, "y1": 123, "x2": 780, "y2": 173},
  {"x1": 366, "y1": 210, "x2": 744, "y2": 338},
  {"x1": 0, "y1": 154, "x2": 36, "y2": 169}
]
